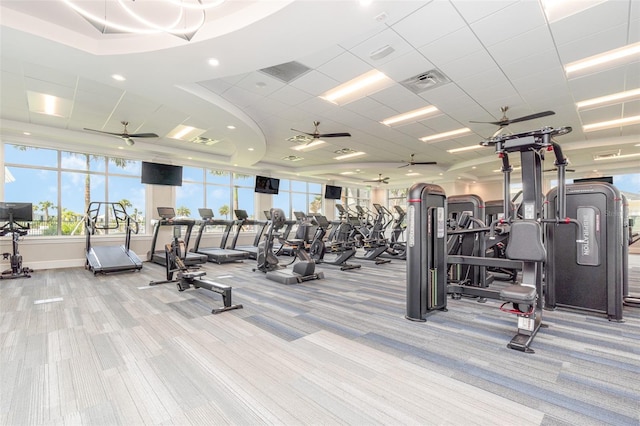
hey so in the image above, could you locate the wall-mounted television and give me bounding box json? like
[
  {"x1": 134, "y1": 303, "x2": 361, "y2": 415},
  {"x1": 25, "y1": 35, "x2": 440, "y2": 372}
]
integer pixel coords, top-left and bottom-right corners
[
  {"x1": 0, "y1": 202, "x2": 33, "y2": 222},
  {"x1": 324, "y1": 184, "x2": 342, "y2": 200},
  {"x1": 141, "y1": 161, "x2": 183, "y2": 186},
  {"x1": 255, "y1": 175, "x2": 279, "y2": 194},
  {"x1": 573, "y1": 176, "x2": 614, "y2": 184}
]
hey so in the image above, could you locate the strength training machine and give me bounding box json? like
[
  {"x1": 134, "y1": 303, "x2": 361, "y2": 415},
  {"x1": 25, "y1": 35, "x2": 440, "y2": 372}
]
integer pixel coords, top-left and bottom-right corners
[{"x1": 149, "y1": 226, "x2": 243, "y2": 314}]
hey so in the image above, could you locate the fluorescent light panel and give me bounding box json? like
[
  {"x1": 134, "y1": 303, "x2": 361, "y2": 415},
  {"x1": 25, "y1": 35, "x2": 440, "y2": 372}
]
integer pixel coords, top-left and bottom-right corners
[
  {"x1": 320, "y1": 70, "x2": 393, "y2": 106},
  {"x1": 405, "y1": 172, "x2": 420, "y2": 176},
  {"x1": 565, "y1": 42, "x2": 640, "y2": 75},
  {"x1": 27, "y1": 91, "x2": 72, "y2": 118},
  {"x1": 593, "y1": 152, "x2": 640, "y2": 161},
  {"x1": 576, "y1": 88, "x2": 640, "y2": 109},
  {"x1": 420, "y1": 127, "x2": 471, "y2": 143},
  {"x1": 334, "y1": 151, "x2": 366, "y2": 160},
  {"x1": 381, "y1": 106, "x2": 439, "y2": 126},
  {"x1": 583, "y1": 115, "x2": 640, "y2": 132},
  {"x1": 541, "y1": 0, "x2": 606, "y2": 23},
  {"x1": 447, "y1": 144, "x2": 483, "y2": 153},
  {"x1": 167, "y1": 124, "x2": 206, "y2": 140},
  {"x1": 291, "y1": 140, "x2": 325, "y2": 151}
]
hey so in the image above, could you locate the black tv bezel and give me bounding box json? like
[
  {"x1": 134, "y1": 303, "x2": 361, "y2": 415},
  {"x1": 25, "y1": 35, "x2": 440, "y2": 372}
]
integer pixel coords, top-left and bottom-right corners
[
  {"x1": 254, "y1": 175, "x2": 280, "y2": 195},
  {"x1": 324, "y1": 184, "x2": 342, "y2": 200},
  {"x1": 141, "y1": 161, "x2": 183, "y2": 186}
]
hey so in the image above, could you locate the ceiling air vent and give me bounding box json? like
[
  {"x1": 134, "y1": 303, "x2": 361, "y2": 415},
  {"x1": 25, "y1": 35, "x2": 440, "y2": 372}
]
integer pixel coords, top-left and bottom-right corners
[
  {"x1": 400, "y1": 69, "x2": 450, "y2": 94},
  {"x1": 259, "y1": 61, "x2": 312, "y2": 83},
  {"x1": 334, "y1": 148, "x2": 356, "y2": 155},
  {"x1": 282, "y1": 155, "x2": 303, "y2": 162}
]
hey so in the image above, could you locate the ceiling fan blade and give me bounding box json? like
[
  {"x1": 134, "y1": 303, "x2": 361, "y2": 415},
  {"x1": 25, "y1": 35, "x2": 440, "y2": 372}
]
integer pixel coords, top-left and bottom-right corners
[
  {"x1": 128, "y1": 133, "x2": 159, "y2": 138},
  {"x1": 412, "y1": 161, "x2": 438, "y2": 165},
  {"x1": 318, "y1": 132, "x2": 351, "y2": 138},
  {"x1": 83, "y1": 128, "x2": 126, "y2": 137},
  {"x1": 469, "y1": 119, "x2": 503, "y2": 125},
  {"x1": 291, "y1": 128, "x2": 317, "y2": 137},
  {"x1": 506, "y1": 110, "x2": 555, "y2": 125},
  {"x1": 398, "y1": 163, "x2": 410, "y2": 168}
]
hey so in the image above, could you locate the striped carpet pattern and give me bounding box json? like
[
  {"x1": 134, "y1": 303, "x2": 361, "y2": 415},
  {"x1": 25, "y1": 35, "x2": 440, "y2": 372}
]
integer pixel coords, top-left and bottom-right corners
[{"x1": 1, "y1": 254, "x2": 639, "y2": 425}]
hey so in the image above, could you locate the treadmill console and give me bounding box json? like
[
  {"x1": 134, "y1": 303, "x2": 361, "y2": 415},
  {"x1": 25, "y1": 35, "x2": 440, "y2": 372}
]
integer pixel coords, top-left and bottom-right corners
[
  {"x1": 157, "y1": 207, "x2": 175, "y2": 219},
  {"x1": 234, "y1": 209, "x2": 249, "y2": 220},
  {"x1": 198, "y1": 208, "x2": 214, "y2": 220}
]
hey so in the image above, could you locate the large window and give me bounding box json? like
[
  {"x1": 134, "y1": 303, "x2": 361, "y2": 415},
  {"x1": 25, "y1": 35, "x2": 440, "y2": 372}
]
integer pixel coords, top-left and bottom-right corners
[
  {"x1": 343, "y1": 187, "x2": 370, "y2": 211},
  {"x1": 3, "y1": 144, "x2": 145, "y2": 235},
  {"x1": 272, "y1": 179, "x2": 322, "y2": 219},
  {"x1": 388, "y1": 188, "x2": 407, "y2": 210}
]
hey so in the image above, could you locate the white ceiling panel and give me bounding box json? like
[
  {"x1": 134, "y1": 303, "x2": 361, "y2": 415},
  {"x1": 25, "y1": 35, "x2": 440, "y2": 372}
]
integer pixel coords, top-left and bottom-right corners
[
  {"x1": 418, "y1": 26, "x2": 483, "y2": 67},
  {"x1": 450, "y1": 0, "x2": 517, "y2": 24},
  {"x1": 22, "y1": 62, "x2": 77, "y2": 88},
  {"x1": 297, "y1": 44, "x2": 346, "y2": 69},
  {"x1": 367, "y1": 84, "x2": 424, "y2": 113},
  {"x1": 375, "y1": 51, "x2": 435, "y2": 82},
  {"x1": 197, "y1": 78, "x2": 233, "y2": 95},
  {"x1": 289, "y1": 70, "x2": 339, "y2": 97},
  {"x1": 233, "y1": 71, "x2": 286, "y2": 97},
  {"x1": 220, "y1": 85, "x2": 264, "y2": 109},
  {"x1": 24, "y1": 78, "x2": 75, "y2": 99},
  {"x1": 487, "y1": 25, "x2": 555, "y2": 66},
  {"x1": 470, "y1": 0, "x2": 546, "y2": 48},
  {"x1": 315, "y1": 51, "x2": 372, "y2": 83},
  {"x1": 349, "y1": 27, "x2": 415, "y2": 67},
  {"x1": 568, "y1": 67, "x2": 629, "y2": 100},
  {"x1": 268, "y1": 84, "x2": 314, "y2": 107},
  {"x1": 500, "y1": 50, "x2": 564, "y2": 82},
  {"x1": 437, "y1": 50, "x2": 499, "y2": 83},
  {"x1": 556, "y1": 23, "x2": 630, "y2": 64},
  {"x1": 549, "y1": 0, "x2": 631, "y2": 46},
  {"x1": 391, "y1": 1, "x2": 466, "y2": 49}
]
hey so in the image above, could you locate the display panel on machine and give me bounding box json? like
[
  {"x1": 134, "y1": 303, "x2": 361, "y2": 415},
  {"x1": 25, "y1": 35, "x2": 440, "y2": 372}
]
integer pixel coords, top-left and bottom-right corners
[{"x1": 576, "y1": 206, "x2": 600, "y2": 266}]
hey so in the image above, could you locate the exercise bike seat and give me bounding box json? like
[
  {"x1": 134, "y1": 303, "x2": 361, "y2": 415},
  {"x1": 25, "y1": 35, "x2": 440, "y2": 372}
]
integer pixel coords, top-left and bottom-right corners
[{"x1": 500, "y1": 284, "x2": 536, "y2": 304}]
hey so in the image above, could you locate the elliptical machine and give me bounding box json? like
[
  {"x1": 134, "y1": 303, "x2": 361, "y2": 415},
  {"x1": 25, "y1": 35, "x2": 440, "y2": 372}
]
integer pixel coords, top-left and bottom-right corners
[
  {"x1": 255, "y1": 208, "x2": 324, "y2": 284},
  {"x1": 1, "y1": 202, "x2": 33, "y2": 280}
]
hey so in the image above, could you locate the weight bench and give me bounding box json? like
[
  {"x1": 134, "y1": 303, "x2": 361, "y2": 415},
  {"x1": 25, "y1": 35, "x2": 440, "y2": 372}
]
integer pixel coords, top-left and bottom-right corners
[{"x1": 500, "y1": 221, "x2": 546, "y2": 353}]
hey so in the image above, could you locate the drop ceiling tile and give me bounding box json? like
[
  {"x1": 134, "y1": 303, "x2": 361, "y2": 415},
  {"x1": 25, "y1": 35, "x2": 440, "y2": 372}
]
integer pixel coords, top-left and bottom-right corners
[
  {"x1": 298, "y1": 44, "x2": 346, "y2": 69},
  {"x1": 437, "y1": 50, "x2": 498, "y2": 82},
  {"x1": 623, "y1": 99, "x2": 640, "y2": 116},
  {"x1": 349, "y1": 27, "x2": 415, "y2": 67},
  {"x1": 450, "y1": 0, "x2": 517, "y2": 24},
  {"x1": 568, "y1": 67, "x2": 628, "y2": 101},
  {"x1": 418, "y1": 26, "x2": 483, "y2": 67},
  {"x1": 24, "y1": 78, "x2": 75, "y2": 99},
  {"x1": 500, "y1": 50, "x2": 563, "y2": 82},
  {"x1": 556, "y1": 23, "x2": 629, "y2": 64},
  {"x1": 220, "y1": 85, "x2": 264, "y2": 109},
  {"x1": 197, "y1": 78, "x2": 233, "y2": 95},
  {"x1": 342, "y1": 95, "x2": 385, "y2": 114},
  {"x1": 367, "y1": 84, "x2": 425, "y2": 112},
  {"x1": 268, "y1": 85, "x2": 314, "y2": 107},
  {"x1": 22, "y1": 62, "x2": 77, "y2": 88},
  {"x1": 418, "y1": 83, "x2": 469, "y2": 108},
  {"x1": 233, "y1": 71, "x2": 285, "y2": 97},
  {"x1": 470, "y1": 1, "x2": 546, "y2": 47},
  {"x1": 580, "y1": 104, "x2": 623, "y2": 124},
  {"x1": 289, "y1": 70, "x2": 339, "y2": 97},
  {"x1": 549, "y1": 0, "x2": 630, "y2": 46},
  {"x1": 391, "y1": 1, "x2": 466, "y2": 49},
  {"x1": 487, "y1": 25, "x2": 555, "y2": 66},
  {"x1": 315, "y1": 51, "x2": 372, "y2": 83}
]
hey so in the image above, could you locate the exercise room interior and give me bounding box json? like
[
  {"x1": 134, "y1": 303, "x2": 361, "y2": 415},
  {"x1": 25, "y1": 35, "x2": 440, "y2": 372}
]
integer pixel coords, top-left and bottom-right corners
[{"x1": 1, "y1": 1, "x2": 639, "y2": 425}]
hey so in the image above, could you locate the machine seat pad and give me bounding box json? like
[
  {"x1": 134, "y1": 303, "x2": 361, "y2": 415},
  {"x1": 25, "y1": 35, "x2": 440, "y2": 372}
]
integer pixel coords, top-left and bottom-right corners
[
  {"x1": 500, "y1": 285, "x2": 536, "y2": 304},
  {"x1": 505, "y1": 221, "x2": 546, "y2": 262}
]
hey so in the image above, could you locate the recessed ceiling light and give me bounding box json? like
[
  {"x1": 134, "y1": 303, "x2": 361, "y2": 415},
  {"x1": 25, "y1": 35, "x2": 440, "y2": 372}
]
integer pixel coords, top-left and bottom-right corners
[
  {"x1": 248, "y1": 148, "x2": 254, "y2": 151},
  {"x1": 420, "y1": 128, "x2": 471, "y2": 143},
  {"x1": 472, "y1": 166, "x2": 476, "y2": 169},
  {"x1": 406, "y1": 172, "x2": 420, "y2": 176},
  {"x1": 340, "y1": 171, "x2": 355, "y2": 175},
  {"x1": 23, "y1": 132, "x2": 31, "y2": 136},
  {"x1": 320, "y1": 70, "x2": 393, "y2": 106},
  {"x1": 380, "y1": 105, "x2": 439, "y2": 126},
  {"x1": 447, "y1": 144, "x2": 483, "y2": 153},
  {"x1": 111, "y1": 74, "x2": 126, "y2": 81},
  {"x1": 208, "y1": 58, "x2": 220, "y2": 67},
  {"x1": 227, "y1": 125, "x2": 236, "y2": 130},
  {"x1": 360, "y1": 0, "x2": 373, "y2": 6},
  {"x1": 565, "y1": 42, "x2": 640, "y2": 75},
  {"x1": 167, "y1": 124, "x2": 207, "y2": 141},
  {"x1": 583, "y1": 115, "x2": 640, "y2": 132},
  {"x1": 576, "y1": 88, "x2": 640, "y2": 109}
]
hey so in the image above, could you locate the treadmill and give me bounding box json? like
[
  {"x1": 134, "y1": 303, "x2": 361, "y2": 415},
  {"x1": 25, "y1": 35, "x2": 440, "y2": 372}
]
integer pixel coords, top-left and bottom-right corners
[
  {"x1": 192, "y1": 208, "x2": 249, "y2": 264},
  {"x1": 148, "y1": 207, "x2": 208, "y2": 266},
  {"x1": 228, "y1": 209, "x2": 267, "y2": 260},
  {"x1": 85, "y1": 202, "x2": 143, "y2": 274}
]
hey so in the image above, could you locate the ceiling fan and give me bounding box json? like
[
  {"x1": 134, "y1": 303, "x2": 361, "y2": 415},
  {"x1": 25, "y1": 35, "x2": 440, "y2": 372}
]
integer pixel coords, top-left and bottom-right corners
[
  {"x1": 364, "y1": 174, "x2": 390, "y2": 184},
  {"x1": 471, "y1": 106, "x2": 555, "y2": 128},
  {"x1": 291, "y1": 121, "x2": 351, "y2": 143},
  {"x1": 399, "y1": 153, "x2": 437, "y2": 168},
  {"x1": 83, "y1": 121, "x2": 159, "y2": 146}
]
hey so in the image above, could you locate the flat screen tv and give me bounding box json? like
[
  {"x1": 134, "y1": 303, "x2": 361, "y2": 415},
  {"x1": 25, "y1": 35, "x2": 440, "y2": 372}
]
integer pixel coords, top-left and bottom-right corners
[
  {"x1": 573, "y1": 176, "x2": 614, "y2": 184},
  {"x1": 324, "y1": 184, "x2": 342, "y2": 200},
  {"x1": 0, "y1": 202, "x2": 33, "y2": 222},
  {"x1": 141, "y1": 162, "x2": 183, "y2": 186},
  {"x1": 255, "y1": 175, "x2": 279, "y2": 194}
]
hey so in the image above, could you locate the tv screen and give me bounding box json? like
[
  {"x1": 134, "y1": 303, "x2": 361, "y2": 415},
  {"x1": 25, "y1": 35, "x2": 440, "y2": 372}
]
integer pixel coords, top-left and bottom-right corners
[
  {"x1": 573, "y1": 176, "x2": 614, "y2": 184},
  {"x1": 141, "y1": 162, "x2": 183, "y2": 186},
  {"x1": 0, "y1": 202, "x2": 33, "y2": 222},
  {"x1": 255, "y1": 175, "x2": 279, "y2": 194},
  {"x1": 324, "y1": 184, "x2": 342, "y2": 200}
]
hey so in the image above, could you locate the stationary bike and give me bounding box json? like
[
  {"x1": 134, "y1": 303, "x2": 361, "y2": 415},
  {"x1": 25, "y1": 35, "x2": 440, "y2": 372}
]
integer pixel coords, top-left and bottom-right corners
[{"x1": 1, "y1": 218, "x2": 33, "y2": 280}]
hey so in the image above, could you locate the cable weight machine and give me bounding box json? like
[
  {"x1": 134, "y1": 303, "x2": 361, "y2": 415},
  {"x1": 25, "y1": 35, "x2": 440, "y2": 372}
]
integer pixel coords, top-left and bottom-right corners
[{"x1": 0, "y1": 202, "x2": 33, "y2": 280}]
